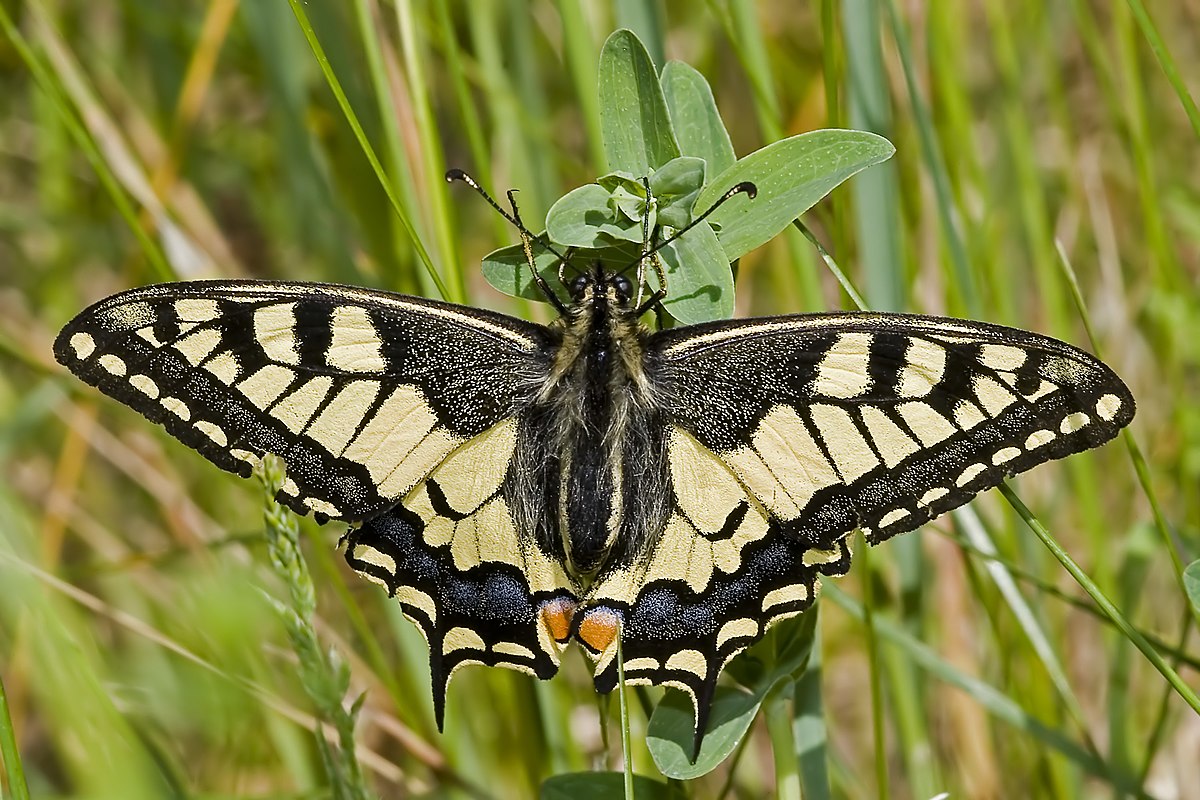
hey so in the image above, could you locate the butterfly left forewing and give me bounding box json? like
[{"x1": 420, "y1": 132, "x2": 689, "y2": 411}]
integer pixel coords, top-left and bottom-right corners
[{"x1": 54, "y1": 280, "x2": 550, "y2": 521}]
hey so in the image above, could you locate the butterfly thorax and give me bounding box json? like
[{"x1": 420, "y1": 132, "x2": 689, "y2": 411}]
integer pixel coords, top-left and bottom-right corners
[{"x1": 528, "y1": 265, "x2": 669, "y2": 581}]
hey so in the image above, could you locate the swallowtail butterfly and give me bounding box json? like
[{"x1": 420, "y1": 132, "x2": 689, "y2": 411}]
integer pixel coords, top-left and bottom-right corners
[{"x1": 54, "y1": 174, "x2": 1134, "y2": 751}]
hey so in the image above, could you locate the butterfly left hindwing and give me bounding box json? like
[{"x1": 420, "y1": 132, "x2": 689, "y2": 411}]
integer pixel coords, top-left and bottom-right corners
[{"x1": 343, "y1": 417, "x2": 580, "y2": 728}]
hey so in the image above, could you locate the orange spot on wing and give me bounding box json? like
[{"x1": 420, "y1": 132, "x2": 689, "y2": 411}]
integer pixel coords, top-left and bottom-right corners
[
  {"x1": 539, "y1": 596, "x2": 577, "y2": 643},
  {"x1": 577, "y1": 607, "x2": 622, "y2": 654}
]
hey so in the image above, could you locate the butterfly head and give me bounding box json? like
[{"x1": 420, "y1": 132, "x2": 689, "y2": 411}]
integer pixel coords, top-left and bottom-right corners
[{"x1": 565, "y1": 262, "x2": 637, "y2": 311}]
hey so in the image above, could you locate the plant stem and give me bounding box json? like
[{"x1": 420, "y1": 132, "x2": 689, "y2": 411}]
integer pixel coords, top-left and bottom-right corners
[
  {"x1": 0, "y1": 672, "x2": 31, "y2": 800},
  {"x1": 765, "y1": 688, "x2": 802, "y2": 800},
  {"x1": 1000, "y1": 484, "x2": 1200, "y2": 716}
]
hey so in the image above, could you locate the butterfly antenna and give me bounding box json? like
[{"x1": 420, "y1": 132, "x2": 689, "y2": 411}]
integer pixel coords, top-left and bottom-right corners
[
  {"x1": 624, "y1": 181, "x2": 757, "y2": 317},
  {"x1": 634, "y1": 176, "x2": 655, "y2": 307},
  {"x1": 617, "y1": 180, "x2": 757, "y2": 281},
  {"x1": 446, "y1": 169, "x2": 569, "y2": 313},
  {"x1": 657, "y1": 181, "x2": 757, "y2": 253},
  {"x1": 556, "y1": 247, "x2": 582, "y2": 286}
]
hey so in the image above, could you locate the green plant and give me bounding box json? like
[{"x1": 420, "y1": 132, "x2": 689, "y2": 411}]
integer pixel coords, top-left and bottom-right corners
[{"x1": 2, "y1": 4, "x2": 1196, "y2": 799}]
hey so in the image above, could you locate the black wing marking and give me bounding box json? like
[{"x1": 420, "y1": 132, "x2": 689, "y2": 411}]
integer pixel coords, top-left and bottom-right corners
[
  {"x1": 54, "y1": 281, "x2": 551, "y2": 521},
  {"x1": 649, "y1": 312, "x2": 1134, "y2": 546},
  {"x1": 342, "y1": 418, "x2": 580, "y2": 728}
]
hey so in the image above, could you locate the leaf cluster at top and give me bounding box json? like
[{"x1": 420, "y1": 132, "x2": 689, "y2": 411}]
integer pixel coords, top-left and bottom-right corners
[{"x1": 481, "y1": 29, "x2": 895, "y2": 325}]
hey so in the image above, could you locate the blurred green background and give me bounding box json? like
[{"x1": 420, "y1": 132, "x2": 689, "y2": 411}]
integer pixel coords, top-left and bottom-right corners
[{"x1": 1, "y1": 1, "x2": 1198, "y2": 798}]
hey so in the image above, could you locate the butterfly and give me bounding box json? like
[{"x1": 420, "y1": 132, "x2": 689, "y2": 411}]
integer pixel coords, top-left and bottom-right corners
[{"x1": 54, "y1": 172, "x2": 1135, "y2": 752}]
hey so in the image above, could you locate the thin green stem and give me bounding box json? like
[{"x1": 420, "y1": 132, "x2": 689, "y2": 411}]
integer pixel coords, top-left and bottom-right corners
[
  {"x1": 794, "y1": 221, "x2": 867, "y2": 311},
  {"x1": 286, "y1": 0, "x2": 448, "y2": 300},
  {"x1": 617, "y1": 633, "x2": 634, "y2": 799},
  {"x1": 859, "y1": 536, "x2": 888, "y2": 800},
  {"x1": 765, "y1": 689, "x2": 802, "y2": 800},
  {"x1": 999, "y1": 484, "x2": 1200, "y2": 717},
  {"x1": 0, "y1": 672, "x2": 31, "y2": 800}
]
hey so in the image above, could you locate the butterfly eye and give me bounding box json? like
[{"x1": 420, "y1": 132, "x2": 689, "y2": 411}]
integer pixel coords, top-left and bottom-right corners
[
  {"x1": 569, "y1": 275, "x2": 590, "y2": 299},
  {"x1": 612, "y1": 275, "x2": 634, "y2": 303}
]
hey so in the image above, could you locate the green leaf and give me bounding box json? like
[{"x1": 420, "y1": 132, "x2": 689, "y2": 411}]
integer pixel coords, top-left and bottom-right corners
[
  {"x1": 647, "y1": 156, "x2": 706, "y2": 196},
  {"x1": 547, "y1": 184, "x2": 643, "y2": 247},
  {"x1": 657, "y1": 222, "x2": 733, "y2": 324},
  {"x1": 648, "y1": 156, "x2": 706, "y2": 229},
  {"x1": 647, "y1": 686, "x2": 762, "y2": 779},
  {"x1": 696, "y1": 129, "x2": 896, "y2": 261},
  {"x1": 549, "y1": 159, "x2": 707, "y2": 249},
  {"x1": 598, "y1": 29, "x2": 680, "y2": 174},
  {"x1": 539, "y1": 772, "x2": 682, "y2": 800},
  {"x1": 661, "y1": 61, "x2": 736, "y2": 177},
  {"x1": 483, "y1": 222, "x2": 732, "y2": 324},
  {"x1": 645, "y1": 613, "x2": 823, "y2": 779},
  {"x1": 1185, "y1": 560, "x2": 1200, "y2": 615}
]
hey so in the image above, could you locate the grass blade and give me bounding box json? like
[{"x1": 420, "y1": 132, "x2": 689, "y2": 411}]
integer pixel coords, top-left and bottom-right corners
[
  {"x1": 0, "y1": 672, "x2": 30, "y2": 800},
  {"x1": 1123, "y1": 0, "x2": 1200, "y2": 140},
  {"x1": 999, "y1": 484, "x2": 1200, "y2": 718},
  {"x1": 286, "y1": 0, "x2": 448, "y2": 300}
]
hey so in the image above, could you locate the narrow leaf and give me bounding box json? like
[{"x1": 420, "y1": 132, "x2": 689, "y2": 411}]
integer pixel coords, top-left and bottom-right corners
[
  {"x1": 696, "y1": 130, "x2": 895, "y2": 261},
  {"x1": 1185, "y1": 560, "x2": 1200, "y2": 615},
  {"x1": 661, "y1": 61, "x2": 736, "y2": 177},
  {"x1": 598, "y1": 30, "x2": 680, "y2": 174}
]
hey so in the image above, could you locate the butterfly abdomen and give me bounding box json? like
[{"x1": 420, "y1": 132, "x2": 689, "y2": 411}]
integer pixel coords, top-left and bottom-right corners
[{"x1": 529, "y1": 272, "x2": 670, "y2": 579}]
